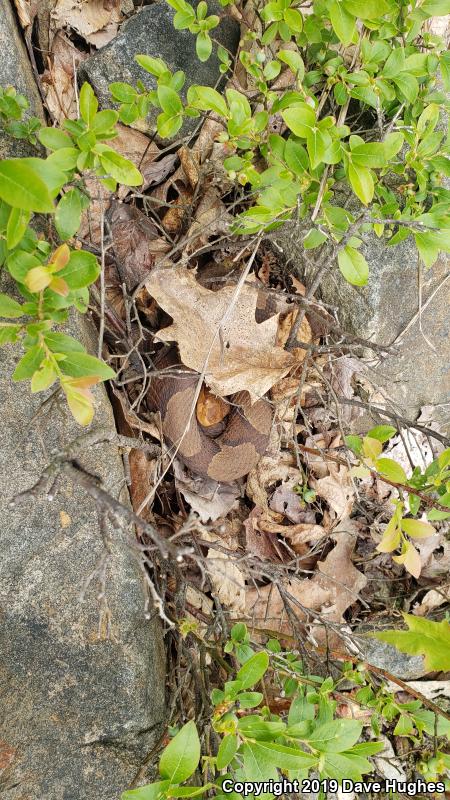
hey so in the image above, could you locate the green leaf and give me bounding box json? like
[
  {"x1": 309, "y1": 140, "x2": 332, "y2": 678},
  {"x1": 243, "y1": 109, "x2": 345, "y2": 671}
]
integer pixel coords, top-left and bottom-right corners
[
  {"x1": 382, "y1": 46, "x2": 405, "y2": 78},
  {"x1": 393, "y1": 73, "x2": 419, "y2": 104},
  {"x1": 236, "y1": 651, "x2": 269, "y2": 689},
  {"x1": 135, "y1": 54, "x2": 170, "y2": 77},
  {"x1": 79, "y1": 82, "x2": 98, "y2": 125},
  {"x1": 243, "y1": 742, "x2": 279, "y2": 783},
  {"x1": 7, "y1": 251, "x2": 41, "y2": 284},
  {"x1": 55, "y1": 189, "x2": 83, "y2": 241},
  {"x1": 91, "y1": 109, "x2": 119, "y2": 134},
  {"x1": 284, "y1": 139, "x2": 308, "y2": 175},
  {"x1": 420, "y1": 0, "x2": 450, "y2": 14},
  {"x1": 375, "y1": 458, "x2": 407, "y2": 484},
  {"x1": 196, "y1": 31, "x2": 212, "y2": 62},
  {"x1": 13, "y1": 344, "x2": 45, "y2": 380},
  {"x1": 304, "y1": 719, "x2": 362, "y2": 753},
  {"x1": 99, "y1": 149, "x2": 142, "y2": 187},
  {"x1": 237, "y1": 716, "x2": 286, "y2": 740},
  {"x1": 44, "y1": 332, "x2": 85, "y2": 353},
  {"x1": 329, "y1": 0, "x2": 356, "y2": 45},
  {"x1": 238, "y1": 691, "x2": 263, "y2": 708},
  {"x1": 168, "y1": 786, "x2": 213, "y2": 798},
  {"x1": 284, "y1": 8, "x2": 303, "y2": 31},
  {"x1": 303, "y1": 229, "x2": 327, "y2": 249},
  {"x1": 158, "y1": 85, "x2": 183, "y2": 116},
  {"x1": 306, "y1": 127, "x2": 329, "y2": 169},
  {"x1": 187, "y1": 85, "x2": 228, "y2": 117},
  {"x1": 0, "y1": 159, "x2": 54, "y2": 213},
  {"x1": 277, "y1": 50, "x2": 305, "y2": 80},
  {"x1": 21, "y1": 157, "x2": 66, "y2": 197},
  {"x1": 245, "y1": 740, "x2": 318, "y2": 771},
  {"x1": 110, "y1": 82, "x2": 137, "y2": 103},
  {"x1": 338, "y1": 246, "x2": 369, "y2": 286},
  {"x1": 6, "y1": 206, "x2": 30, "y2": 250},
  {"x1": 0, "y1": 323, "x2": 21, "y2": 345},
  {"x1": 367, "y1": 424, "x2": 396, "y2": 442},
  {"x1": 59, "y1": 351, "x2": 115, "y2": 380},
  {"x1": 38, "y1": 127, "x2": 73, "y2": 151},
  {"x1": 383, "y1": 132, "x2": 404, "y2": 160},
  {"x1": 0, "y1": 293, "x2": 23, "y2": 318},
  {"x1": 216, "y1": 734, "x2": 238, "y2": 769},
  {"x1": 58, "y1": 250, "x2": 99, "y2": 289},
  {"x1": 159, "y1": 721, "x2": 201, "y2": 784},
  {"x1": 281, "y1": 103, "x2": 316, "y2": 138},
  {"x1": 321, "y1": 751, "x2": 372, "y2": 781},
  {"x1": 46, "y1": 147, "x2": 79, "y2": 172},
  {"x1": 348, "y1": 163, "x2": 374, "y2": 204},
  {"x1": 400, "y1": 518, "x2": 435, "y2": 539},
  {"x1": 374, "y1": 615, "x2": 450, "y2": 672},
  {"x1": 351, "y1": 142, "x2": 387, "y2": 169},
  {"x1": 121, "y1": 780, "x2": 171, "y2": 800},
  {"x1": 344, "y1": 0, "x2": 390, "y2": 17}
]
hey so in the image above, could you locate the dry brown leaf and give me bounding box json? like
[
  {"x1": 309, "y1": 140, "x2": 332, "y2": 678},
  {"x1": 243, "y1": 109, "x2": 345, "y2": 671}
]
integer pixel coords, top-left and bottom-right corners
[
  {"x1": 173, "y1": 461, "x2": 239, "y2": 523},
  {"x1": 269, "y1": 477, "x2": 315, "y2": 524},
  {"x1": 13, "y1": 0, "x2": 33, "y2": 28},
  {"x1": 129, "y1": 449, "x2": 156, "y2": 520},
  {"x1": 313, "y1": 465, "x2": 354, "y2": 521},
  {"x1": 186, "y1": 187, "x2": 232, "y2": 251},
  {"x1": 414, "y1": 584, "x2": 450, "y2": 616},
  {"x1": 111, "y1": 124, "x2": 161, "y2": 198},
  {"x1": 206, "y1": 551, "x2": 246, "y2": 613},
  {"x1": 179, "y1": 146, "x2": 200, "y2": 189},
  {"x1": 162, "y1": 185, "x2": 192, "y2": 235},
  {"x1": 243, "y1": 579, "x2": 329, "y2": 635},
  {"x1": 246, "y1": 455, "x2": 299, "y2": 510},
  {"x1": 51, "y1": 0, "x2": 132, "y2": 46},
  {"x1": 146, "y1": 267, "x2": 296, "y2": 401},
  {"x1": 42, "y1": 32, "x2": 87, "y2": 124},
  {"x1": 243, "y1": 508, "x2": 284, "y2": 563}
]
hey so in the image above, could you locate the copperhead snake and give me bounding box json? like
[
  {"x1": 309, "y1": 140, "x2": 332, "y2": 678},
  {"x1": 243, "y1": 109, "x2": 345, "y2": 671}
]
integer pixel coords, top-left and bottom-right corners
[{"x1": 147, "y1": 346, "x2": 273, "y2": 482}]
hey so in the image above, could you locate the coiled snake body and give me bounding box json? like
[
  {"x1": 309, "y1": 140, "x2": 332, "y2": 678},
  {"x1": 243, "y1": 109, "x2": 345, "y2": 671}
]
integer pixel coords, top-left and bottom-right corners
[{"x1": 147, "y1": 347, "x2": 272, "y2": 482}]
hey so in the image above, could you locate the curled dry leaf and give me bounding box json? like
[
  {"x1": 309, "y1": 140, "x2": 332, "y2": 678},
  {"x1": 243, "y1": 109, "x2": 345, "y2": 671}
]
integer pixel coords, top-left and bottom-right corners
[
  {"x1": 146, "y1": 267, "x2": 296, "y2": 401},
  {"x1": 414, "y1": 584, "x2": 450, "y2": 616},
  {"x1": 243, "y1": 507, "x2": 284, "y2": 563},
  {"x1": 129, "y1": 449, "x2": 156, "y2": 521},
  {"x1": 270, "y1": 477, "x2": 315, "y2": 524},
  {"x1": 13, "y1": 0, "x2": 33, "y2": 28},
  {"x1": 173, "y1": 461, "x2": 239, "y2": 523},
  {"x1": 206, "y1": 550, "x2": 246, "y2": 613},
  {"x1": 42, "y1": 33, "x2": 87, "y2": 124},
  {"x1": 246, "y1": 454, "x2": 299, "y2": 510},
  {"x1": 313, "y1": 464, "x2": 355, "y2": 522}
]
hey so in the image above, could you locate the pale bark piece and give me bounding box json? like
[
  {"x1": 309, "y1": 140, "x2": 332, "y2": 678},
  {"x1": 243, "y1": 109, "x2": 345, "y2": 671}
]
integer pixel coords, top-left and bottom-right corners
[{"x1": 146, "y1": 267, "x2": 296, "y2": 401}]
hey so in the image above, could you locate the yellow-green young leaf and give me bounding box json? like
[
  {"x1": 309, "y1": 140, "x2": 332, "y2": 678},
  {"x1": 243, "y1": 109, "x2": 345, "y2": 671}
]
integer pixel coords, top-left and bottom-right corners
[
  {"x1": 362, "y1": 435, "x2": 383, "y2": 462},
  {"x1": 400, "y1": 518, "x2": 435, "y2": 539},
  {"x1": 31, "y1": 359, "x2": 57, "y2": 393},
  {"x1": 375, "y1": 458, "x2": 408, "y2": 484},
  {"x1": 0, "y1": 292, "x2": 23, "y2": 318},
  {"x1": 99, "y1": 150, "x2": 142, "y2": 187},
  {"x1": 159, "y1": 721, "x2": 200, "y2": 783},
  {"x1": 376, "y1": 515, "x2": 401, "y2": 553},
  {"x1": 65, "y1": 386, "x2": 95, "y2": 426},
  {"x1": 0, "y1": 160, "x2": 54, "y2": 213},
  {"x1": 338, "y1": 246, "x2": 369, "y2": 286},
  {"x1": 25, "y1": 266, "x2": 52, "y2": 293},
  {"x1": 6, "y1": 206, "x2": 30, "y2": 250},
  {"x1": 196, "y1": 31, "x2": 212, "y2": 62},
  {"x1": 284, "y1": 8, "x2": 303, "y2": 31},
  {"x1": 374, "y1": 614, "x2": 450, "y2": 672},
  {"x1": 278, "y1": 50, "x2": 305, "y2": 80},
  {"x1": 392, "y1": 540, "x2": 421, "y2": 578},
  {"x1": 348, "y1": 163, "x2": 374, "y2": 204},
  {"x1": 329, "y1": 0, "x2": 356, "y2": 45},
  {"x1": 157, "y1": 85, "x2": 183, "y2": 116}
]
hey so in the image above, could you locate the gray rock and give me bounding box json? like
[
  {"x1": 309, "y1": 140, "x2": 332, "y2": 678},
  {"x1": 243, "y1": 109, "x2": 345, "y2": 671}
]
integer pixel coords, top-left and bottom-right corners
[
  {"x1": 0, "y1": 9, "x2": 166, "y2": 795},
  {"x1": 352, "y1": 629, "x2": 426, "y2": 680},
  {"x1": 272, "y1": 213, "x2": 450, "y2": 432},
  {"x1": 0, "y1": 305, "x2": 166, "y2": 800},
  {"x1": 79, "y1": 1, "x2": 240, "y2": 137},
  {"x1": 0, "y1": 0, "x2": 44, "y2": 158}
]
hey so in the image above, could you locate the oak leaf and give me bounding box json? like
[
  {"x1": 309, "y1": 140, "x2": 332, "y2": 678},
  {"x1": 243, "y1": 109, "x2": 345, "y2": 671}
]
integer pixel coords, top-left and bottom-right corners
[{"x1": 146, "y1": 267, "x2": 296, "y2": 400}]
